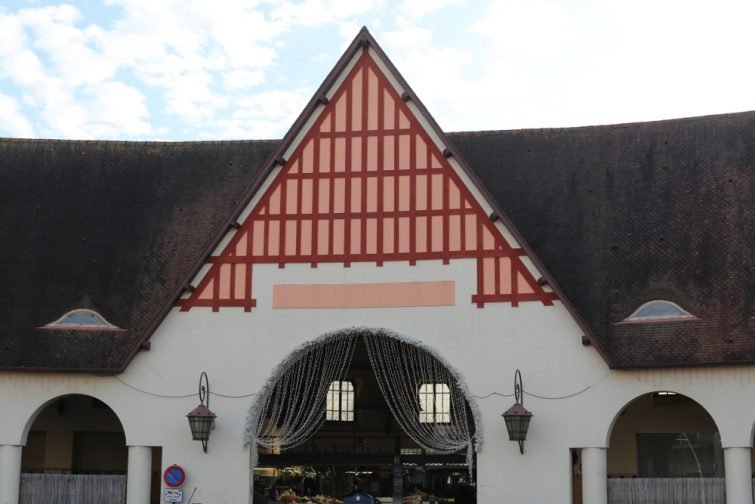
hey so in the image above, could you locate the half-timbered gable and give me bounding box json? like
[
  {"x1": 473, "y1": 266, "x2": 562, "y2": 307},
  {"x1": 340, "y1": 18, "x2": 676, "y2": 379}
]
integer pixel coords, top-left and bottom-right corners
[{"x1": 177, "y1": 33, "x2": 558, "y2": 313}]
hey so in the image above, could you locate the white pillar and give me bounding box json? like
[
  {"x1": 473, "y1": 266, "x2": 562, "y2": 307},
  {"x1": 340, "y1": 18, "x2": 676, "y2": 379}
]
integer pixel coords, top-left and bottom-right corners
[
  {"x1": 725, "y1": 447, "x2": 753, "y2": 504},
  {"x1": 582, "y1": 447, "x2": 607, "y2": 504},
  {"x1": 0, "y1": 445, "x2": 22, "y2": 504},
  {"x1": 126, "y1": 445, "x2": 152, "y2": 504}
]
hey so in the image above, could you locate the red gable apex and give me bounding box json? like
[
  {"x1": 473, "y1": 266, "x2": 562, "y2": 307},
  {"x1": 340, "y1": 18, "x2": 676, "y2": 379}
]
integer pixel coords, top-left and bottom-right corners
[{"x1": 176, "y1": 32, "x2": 561, "y2": 313}]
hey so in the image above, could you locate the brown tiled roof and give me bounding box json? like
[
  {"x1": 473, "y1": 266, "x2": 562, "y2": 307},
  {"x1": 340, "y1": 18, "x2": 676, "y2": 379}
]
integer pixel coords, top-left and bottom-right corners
[
  {"x1": 1, "y1": 111, "x2": 753, "y2": 372},
  {"x1": 0, "y1": 138, "x2": 277, "y2": 372},
  {"x1": 448, "y1": 111, "x2": 755, "y2": 368}
]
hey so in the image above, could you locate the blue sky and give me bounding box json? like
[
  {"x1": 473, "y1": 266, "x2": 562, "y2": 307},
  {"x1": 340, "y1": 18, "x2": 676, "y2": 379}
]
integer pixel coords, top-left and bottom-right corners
[{"x1": 1, "y1": 0, "x2": 754, "y2": 140}]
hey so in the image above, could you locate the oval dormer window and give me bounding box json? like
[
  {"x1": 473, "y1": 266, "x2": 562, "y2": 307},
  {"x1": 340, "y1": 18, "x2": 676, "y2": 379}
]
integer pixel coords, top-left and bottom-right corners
[
  {"x1": 620, "y1": 300, "x2": 697, "y2": 323},
  {"x1": 41, "y1": 309, "x2": 121, "y2": 330}
]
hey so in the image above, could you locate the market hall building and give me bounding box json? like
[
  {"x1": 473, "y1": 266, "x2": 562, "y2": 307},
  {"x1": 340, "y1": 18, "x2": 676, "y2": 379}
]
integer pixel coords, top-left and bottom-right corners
[{"x1": 0, "y1": 28, "x2": 754, "y2": 504}]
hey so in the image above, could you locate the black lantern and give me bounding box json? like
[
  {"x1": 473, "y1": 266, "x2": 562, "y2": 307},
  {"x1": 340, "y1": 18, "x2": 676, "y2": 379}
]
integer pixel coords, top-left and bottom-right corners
[
  {"x1": 187, "y1": 372, "x2": 216, "y2": 453},
  {"x1": 501, "y1": 369, "x2": 533, "y2": 454}
]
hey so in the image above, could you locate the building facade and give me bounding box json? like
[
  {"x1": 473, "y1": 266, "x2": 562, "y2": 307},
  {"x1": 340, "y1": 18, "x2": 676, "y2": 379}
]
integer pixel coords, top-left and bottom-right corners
[{"x1": 1, "y1": 28, "x2": 754, "y2": 504}]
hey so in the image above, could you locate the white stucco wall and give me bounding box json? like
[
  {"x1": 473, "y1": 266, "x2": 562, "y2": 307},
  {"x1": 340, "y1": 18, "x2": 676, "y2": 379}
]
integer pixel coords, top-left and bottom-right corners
[{"x1": 3, "y1": 259, "x2": 755, "y2": 503}]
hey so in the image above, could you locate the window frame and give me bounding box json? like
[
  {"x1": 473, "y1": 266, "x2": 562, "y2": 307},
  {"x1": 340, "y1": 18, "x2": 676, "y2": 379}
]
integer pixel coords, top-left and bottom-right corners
[
  {"x1": 326, "y1": 380, "x2": 355, "y2": 422},
  {"x1": 418, "y1": 383, "x2": 451, "y2": 424}
]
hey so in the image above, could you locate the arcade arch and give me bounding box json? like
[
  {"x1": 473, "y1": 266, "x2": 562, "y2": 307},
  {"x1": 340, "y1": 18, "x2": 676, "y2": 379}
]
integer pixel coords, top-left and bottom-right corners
[
  {"x1": 246, "y1": 327, "x2": 481, "y2": 502},
  {"x1": 15, "y1": 394, "x2": 161, "y2": 504}
]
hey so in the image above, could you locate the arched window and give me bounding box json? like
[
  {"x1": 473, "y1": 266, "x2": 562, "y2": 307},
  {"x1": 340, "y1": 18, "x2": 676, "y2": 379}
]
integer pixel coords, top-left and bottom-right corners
[
  {"x1": 419, "y1": 383, "x2": 450, "y2": 423},
  {"x1": 41, "y1": 309, "x2": 121, "y2": 330},
  {"x1": 619, "y1": 300, "x2": 697, "y2": 323},
  {"x1": 326, "y1": 381, "x2": 354, "y2": 421}
]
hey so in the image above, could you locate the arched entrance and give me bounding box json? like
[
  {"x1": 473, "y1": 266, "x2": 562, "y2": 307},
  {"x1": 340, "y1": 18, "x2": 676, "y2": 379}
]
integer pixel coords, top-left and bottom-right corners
[
  {"x1": 605, "y1": 391, "x2": 724, "y2": 503},
  {"x1": 18, "y1": 394, "x2": 159, "y2": 504},
  {"x1": 246, "y1": 328, "x2": 481, "y2": 503}
]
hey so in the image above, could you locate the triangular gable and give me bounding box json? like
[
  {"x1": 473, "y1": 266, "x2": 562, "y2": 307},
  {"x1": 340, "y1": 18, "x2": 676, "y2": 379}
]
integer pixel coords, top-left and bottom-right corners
[{"x1": 176, "y1": 34, "x2": 558, "y2": 312}]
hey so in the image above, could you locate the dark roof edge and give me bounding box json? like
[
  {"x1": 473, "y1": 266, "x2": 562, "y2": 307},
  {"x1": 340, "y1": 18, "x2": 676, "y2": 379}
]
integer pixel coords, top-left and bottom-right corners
[
  {"x1": 117, "y1": 27, "x2": 374, "y2": 372},
  {"x1": 2, "y1": 366, "x2": 118, "y2": 375},
  {"x1": 447, "y1": 109, "x2": 755, "y2": 137},
  {"x1": 361, "y1": 29, "x2": 609, "y2": 363},
  {"x1": 610, "y1": 357, "x2": 755, "y2": 371}
]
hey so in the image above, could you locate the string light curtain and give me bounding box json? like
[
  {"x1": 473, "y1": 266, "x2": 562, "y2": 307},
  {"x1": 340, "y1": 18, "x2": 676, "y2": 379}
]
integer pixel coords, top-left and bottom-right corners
[
  {"x1": 247, "y1": 333, "x2": 358, "y2": 465},
  {"x1": 364, "y1": 332, "x2": 478, "y2": 474},
  {"x1": 246, "y1": 328, "x2": 480, "y2": 472}
]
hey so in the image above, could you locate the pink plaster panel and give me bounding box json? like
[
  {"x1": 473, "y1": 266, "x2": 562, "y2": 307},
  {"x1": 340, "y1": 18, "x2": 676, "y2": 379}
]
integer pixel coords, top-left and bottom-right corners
[
  {"x1": 449, "y1": 183, "x2": 460, "y2": 209},
  {"x1": 285, "y1": 221, "x2": 297, "y2": 256},
  {"x1": 398, "y1": 109, "x2": 409, "y2": 129},
  {"x1": 334, "y1": 138, "x2": 346, "y2": 172},
  {"x1": 289, "y1": 159, "x2": 299, "y2": 174},
  {"x1": 366, "y1": 176, "x2": 378, "y2": 212},
  {"x1": 269, "y1": 187, "x2": 281, "y2": 214},
  {"x1": 398, "y1": 217, "x2": 410, "y2": 253},
  {"x1": 319, "y1": 138, "x2": 331, "y2": 172},
  {"x1": 383, "y1": 217, "x2": 394, "y2": 254},
  {"x1": 416, "y1": 216, "x2": 427, "y2": 253},
  {"x1": 321, "y1": 112, "x2": 332, "y2": 133},
  {"x1": 431, "y1": 174, "x2": 444, "y2": 210},
  {"x1": 333, "y1": 178, "x2": 346, "y2": 214},
  {"x1": 300, "y1": 220, "x2": 312, "y2": 255},
  {"x1": 366, "y1": 218, "x2": 377, "y2": 254},
  {"x1": 465, "y1": 214, "x2": 477, "y2": 251},
  {"x1": 268, "y1": 221, "x2": 280, "y2": 256},
  {"x1": 198, "y1": 279, "x2": 214, "y2": 300},
  {"x1": 383, "y1": 89, "x2": 395, "y2": 130},
  {"x1": 301, "y1": 179, "x2": 313, "y2": 214},
  {"x1": 219, "y1": 263, "x2": 231, "y2": 299},
  {"x1": 351, "y1": 68, "x2": 363, "y2": 131},
  {"x1": 252, "y1": 221, "x2": 265, "y2": 256},
  {"x1": 234, "y1": 264, "x2": 246, "y2": 299},
  {"x1": 416, "y1": 136, "x2": 427, "y2": 169},
  {"x1": 483, "y1": 258, "x2": 495, "y2": 295},
  {"x1": 416, "y1": 174, "x2": 427, "y2": 211},
  {"x1": 398, "y1": 135, "x2": 410, "y2": 170},
  {"x1": 398, "y1": 175, "x2": 410, "y2": 211},
  {"x1": 272, "y1": 281, "x2": 456, "y2": 309},
  {"x1": 286, "y1": 179, "x2": 298, "y2": 214},
  {"x1": 367, "y1": 68, "x2": 379, "y2": 131},
  {"x1": 318, "y1": 179, "x2": 331, "y2": 214},
  {"x1": 431, "y1": 216, "x2": 443, "y2": 252},
  {"x1": 366, "y1": 136, "x2": 378, "y2": 171},
  {"x1": 499, "y1": 258, "x2": 512, "y2": 294},
  {"x1": 335, "y1": 93, "x2": 346, "y2": 132},
  {"x1": 383, "y1": 176, "x2": 395, "y2": 212},
  {"x1": 431, "y1": 153, "x2": 442, "y2": 169},
  {"x1": 235, "y1": 233, "x2": 248, "y2": 256},
  {"x1": 350, "y1": 218, "x2": 361, "y2": 254},
  {"x1": 333, "y1": 219, "x2": 345, "y2": 255},
  {"x1": 302, "y1": 139, "x2": 314, "y2": 173},
  {"x1": 383, "y1": 136, "x2": 395, "y2": 170},
  {"x1": 517, "y1": 271, "x2": 535, "y2": 294},
  {"x1": 351, "y1": 137, "x2": 362, "y2": 171},
  {"x1": 449, "y1": 215, "x2": 461, "y2": 251},
  {"x1": 350, "y1": 178, "x2": 362, "y2": 213},
  {"x1": 317, "y1": 220, "x2": 329, "y2": 255},
  {"x1": 482, "y1": 226, "x2": 495, "y2": 250}
]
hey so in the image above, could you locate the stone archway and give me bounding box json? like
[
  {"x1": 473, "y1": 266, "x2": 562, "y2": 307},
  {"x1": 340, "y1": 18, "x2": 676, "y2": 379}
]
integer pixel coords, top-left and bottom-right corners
[{"x1": 246, "y1": 327, "x2": 482, "y2": 502}]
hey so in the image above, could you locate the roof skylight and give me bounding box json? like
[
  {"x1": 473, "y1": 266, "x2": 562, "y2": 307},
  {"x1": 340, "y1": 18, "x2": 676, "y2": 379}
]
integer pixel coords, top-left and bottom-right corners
[
  {"x1": 619, "y1": 300, "x2": 697, "y2": 323},
  {"x1": 41, "y1": 309, "x2": 121, "y2": 330}
]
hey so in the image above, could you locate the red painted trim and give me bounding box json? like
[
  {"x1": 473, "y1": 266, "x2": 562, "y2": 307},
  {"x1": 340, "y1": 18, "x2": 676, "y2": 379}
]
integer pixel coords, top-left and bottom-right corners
[{"x1": 177, "y1": 52, "x2": 558, "y2": 311}]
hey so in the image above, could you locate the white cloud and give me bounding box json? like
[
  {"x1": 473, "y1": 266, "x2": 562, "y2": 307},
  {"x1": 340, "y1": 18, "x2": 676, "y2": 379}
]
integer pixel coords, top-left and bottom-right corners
[{"x1": 0, "y1": 92, "x2": 35, "y2": 137}]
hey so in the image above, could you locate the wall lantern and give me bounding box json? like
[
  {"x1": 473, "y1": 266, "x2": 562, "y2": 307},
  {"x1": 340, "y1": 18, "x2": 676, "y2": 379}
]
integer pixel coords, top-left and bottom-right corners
[
  {"x1": 501, "y1": 369, "x2": 533, "y2": 454},
  {"x1": 186, "y1": 372, "x2": 216, "y2": 453}
]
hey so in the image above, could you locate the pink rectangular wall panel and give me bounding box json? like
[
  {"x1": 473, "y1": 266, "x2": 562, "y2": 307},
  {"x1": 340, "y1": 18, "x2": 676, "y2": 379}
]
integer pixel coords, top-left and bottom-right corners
[
  {"x1": 273, "y1": 281, "x2": 456, "y2": 309},
  {"x1": 351, "y1": 69, "x2": 363, "y2": 130}
]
